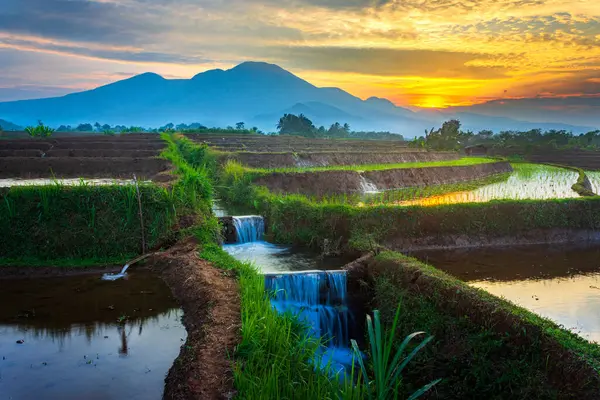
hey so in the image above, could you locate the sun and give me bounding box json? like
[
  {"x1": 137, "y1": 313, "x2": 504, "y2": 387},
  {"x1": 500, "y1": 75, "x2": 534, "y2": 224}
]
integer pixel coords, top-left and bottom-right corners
[{"x1": 415, "y1": 95, "x2": 448, "y2": 109}]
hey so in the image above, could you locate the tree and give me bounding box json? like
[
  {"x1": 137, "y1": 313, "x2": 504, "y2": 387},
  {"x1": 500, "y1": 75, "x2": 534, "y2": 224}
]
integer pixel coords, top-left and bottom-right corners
[
  {"x1": 235, "y1": 122, "x2": 245, "y2": 130},
  {"x1": 276, "y1": 113, "x2": 316, "y2": 136},
  {"x1": 426, "y1": 119, "x2": 462, "y2": 150},
  {"x1": 94, "y1": 122, "x2": 101, "y2": 131},
  {"x1": 76, "y1": 123, "x2": 94, "y2": 131},
  {"x1": 101, "y1": 124, "x2": 111, "y2": 131}
]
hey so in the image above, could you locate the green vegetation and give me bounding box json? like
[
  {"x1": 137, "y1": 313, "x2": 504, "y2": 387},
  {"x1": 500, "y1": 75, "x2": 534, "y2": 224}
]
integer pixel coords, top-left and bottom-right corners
[
  {"x1": 276, "y1": 113, "x2": 405, "y2": 140},
  {"x1": 25, "y1": 121, "x2": 55, "y2": 138},
  {"x1": 0, "y1": 183, "x2": 174, "y2": 262},
  {"x1": 250, "y1": 157, "x2": 494, "y2": 174},
  {"x1": 367, "y1": 251, "x2": 600, "y2": 398},
  {"x1": 352, "y1": 307, "x2": 440, "y2": 400}
]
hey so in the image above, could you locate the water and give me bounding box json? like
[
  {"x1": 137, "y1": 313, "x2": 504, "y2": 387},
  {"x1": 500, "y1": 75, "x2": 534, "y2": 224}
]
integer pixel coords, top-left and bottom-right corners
[
  {"x1": 232, "y1": 216, "x2": 265, "y2": 243},
  {"x1": 223, "y1": 242, "x2": 352, "y2": 273},
  {"x1": 223, "y1": 211, "x2": 358, "y2": 375},
  {"x1": 0, "y1": 178, "x2": 148, "y2": 187},
  {"x1": 102, "y1": 264, "x2": 130, "y2": 281},
  {"x1": 585, "y1": 171, "x2": 600, "y2": 194},
  {"x1": 410, "y1": 243, "x2": 600, "y2": 342},
  {"x1": 264, "y1": 271, "x2": 353, "y2": 373},
  {"x1": 358, "y1": 174, "x2": 380, "y2": 194},
  {"x1": 397, "y1": 163, "x2": 579, "y2": 206},
  {"x1": 0, "y1": 271, "x2": 186, "y2": 399}
]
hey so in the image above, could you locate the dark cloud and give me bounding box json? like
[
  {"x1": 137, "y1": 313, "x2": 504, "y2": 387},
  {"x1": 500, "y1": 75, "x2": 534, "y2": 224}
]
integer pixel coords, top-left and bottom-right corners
[
  {"x1": 0, "y1": 0, "x2": 163, "y2": 45},
  {"x1": 259, "y1": 46, "x2": 507, "y2": 79},
  {"x1": 1, "y1": 36, "x2": 211, "y2": 64}
]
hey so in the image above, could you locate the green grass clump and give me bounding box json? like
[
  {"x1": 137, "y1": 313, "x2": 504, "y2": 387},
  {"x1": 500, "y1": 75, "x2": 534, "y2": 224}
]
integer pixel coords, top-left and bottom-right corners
[{"x1": 0, "y1": 183, "x2": 175, "y2": 261}]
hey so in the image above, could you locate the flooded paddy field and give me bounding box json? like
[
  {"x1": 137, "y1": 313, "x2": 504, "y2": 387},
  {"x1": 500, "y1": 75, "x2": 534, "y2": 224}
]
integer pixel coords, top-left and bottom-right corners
[
  {"x1": 0, "y1": 270, "x2": 185, "y2": 399},
  {"x1": 377, "y1": 163, "x2": 580, "y2": 206},
  {"x1": 409, "y1": 243, "x2": 600, "y2": 342}
]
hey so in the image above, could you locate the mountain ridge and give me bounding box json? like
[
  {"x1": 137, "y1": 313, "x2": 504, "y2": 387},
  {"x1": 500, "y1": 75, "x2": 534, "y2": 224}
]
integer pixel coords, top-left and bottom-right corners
[{"x1": 0, "y1": 61, "x2": 595, "y2": 136}]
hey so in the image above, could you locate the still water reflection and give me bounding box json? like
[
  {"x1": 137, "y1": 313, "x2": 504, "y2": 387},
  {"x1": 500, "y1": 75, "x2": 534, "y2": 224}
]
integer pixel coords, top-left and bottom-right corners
[{"x1": 410, "y1": 243, "x2": 600, "y2": 342}]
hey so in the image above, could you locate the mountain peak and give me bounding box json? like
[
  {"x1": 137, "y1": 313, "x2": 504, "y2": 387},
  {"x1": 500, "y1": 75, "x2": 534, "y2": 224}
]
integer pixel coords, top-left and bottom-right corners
[
  {"x1": 231, "y1": 61, "x2": 287, "y2": 74},
  {"x1": 129, "y1": 72, "x2": 165, "y2": 81},
  {"x1": 366, "y1": 96, "x2": 395, "y2": 106}
]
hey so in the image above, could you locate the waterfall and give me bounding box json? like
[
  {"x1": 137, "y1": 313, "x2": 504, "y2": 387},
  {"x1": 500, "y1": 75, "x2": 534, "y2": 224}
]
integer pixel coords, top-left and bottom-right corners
[
  {"x1": 358, "y1": 174, "x2": 379, "y2": 194},
  {"x1": 264, "y1": 270, "x2": 349, "y2": 347},
  {"x1": 232, "y1": 216, "x2": 265, "y2": 243},
  {"x1": 101, "y1": 263, "x2": 130, "y2": 281}
]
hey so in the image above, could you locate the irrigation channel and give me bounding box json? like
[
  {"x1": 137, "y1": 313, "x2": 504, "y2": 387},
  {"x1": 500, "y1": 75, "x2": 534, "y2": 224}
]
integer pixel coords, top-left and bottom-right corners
[
  {"x1": 0, "y1": 271, "x2": 185, "y2": 399},
  {"x1": 222, "y1": 213, "x2": 363, "y2": 375},
  {"x1": 409, "y1": 242, "x2": 600, "y2": 342}
]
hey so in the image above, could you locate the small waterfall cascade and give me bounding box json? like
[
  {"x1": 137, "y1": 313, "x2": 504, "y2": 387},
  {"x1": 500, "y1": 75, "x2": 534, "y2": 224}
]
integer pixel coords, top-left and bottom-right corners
[
  {"x1": 264, "y1": 270, "x2": 350, "y2": 348},
  {"x1": 101, "y1": 263, "x2": 130, "y2": 281},
  {"x1": 232, "y1": 216, "x2": 265, "y2": 243},
  {"x1": 358, "y1": 173, "x2": 379, "y2": 194}
]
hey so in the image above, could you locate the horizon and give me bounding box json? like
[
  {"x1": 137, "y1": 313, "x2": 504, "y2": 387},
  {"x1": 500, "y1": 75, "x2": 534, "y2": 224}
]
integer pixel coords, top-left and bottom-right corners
[{"x1": 2, "y1": 0, "x2": 600, "y2": 112}]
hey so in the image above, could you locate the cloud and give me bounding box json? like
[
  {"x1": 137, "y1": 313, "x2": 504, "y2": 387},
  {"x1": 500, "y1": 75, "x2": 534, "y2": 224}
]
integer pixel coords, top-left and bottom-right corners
[{"x1": 259, "y1": 47, "x2": 508, "y2": 79}]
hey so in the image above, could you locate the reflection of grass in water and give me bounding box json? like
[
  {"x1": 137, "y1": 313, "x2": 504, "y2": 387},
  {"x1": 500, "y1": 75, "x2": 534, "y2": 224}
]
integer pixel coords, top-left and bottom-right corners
[{"x1": 9, "y1": 308, "x2": 182, "y2": 346}]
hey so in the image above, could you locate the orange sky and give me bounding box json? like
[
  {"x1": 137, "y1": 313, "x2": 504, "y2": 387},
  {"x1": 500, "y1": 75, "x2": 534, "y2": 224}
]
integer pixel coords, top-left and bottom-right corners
[{"x1": 2, "y1": 0, "x2": 600, "y2": 107}]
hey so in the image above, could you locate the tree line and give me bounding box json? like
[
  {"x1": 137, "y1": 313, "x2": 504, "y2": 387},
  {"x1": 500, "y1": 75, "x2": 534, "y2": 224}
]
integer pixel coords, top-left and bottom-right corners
[
  {"x1": 408, "y1": 119, "x2": 600, "y2": 151},
  {"x1": 276, "y1": 113, "x2": 405, "y2": 140}
]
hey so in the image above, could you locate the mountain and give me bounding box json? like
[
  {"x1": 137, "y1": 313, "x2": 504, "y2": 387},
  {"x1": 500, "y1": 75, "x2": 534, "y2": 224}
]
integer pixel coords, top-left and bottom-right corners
[
  {"x1": 0, "y1": 61, "x2": 595, "y2": 136},
  {"x1": 0, "y1": 119, "x2": 22, "y2": 131}
]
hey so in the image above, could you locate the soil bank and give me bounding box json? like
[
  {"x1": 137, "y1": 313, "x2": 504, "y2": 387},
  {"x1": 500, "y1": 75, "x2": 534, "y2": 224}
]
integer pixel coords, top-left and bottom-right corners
[
  {"x1": 150, "y1": 239, "x2": 241, "y2": 400},
  {"x1": 254, "y1": 161, "x2": 512, "y2": 197}
]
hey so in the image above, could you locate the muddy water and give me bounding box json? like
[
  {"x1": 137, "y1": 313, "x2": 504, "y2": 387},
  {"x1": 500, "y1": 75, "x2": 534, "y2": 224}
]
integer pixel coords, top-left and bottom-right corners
[
  {"x1": 0, "y1": 271, "x2": 185, "y2": 399},
  {"x1": 397, "y1": 163, "x2": 578, "y2": 206},
  {"x1": 410, "y1": 243, "x2": 600, "y2": 342}
]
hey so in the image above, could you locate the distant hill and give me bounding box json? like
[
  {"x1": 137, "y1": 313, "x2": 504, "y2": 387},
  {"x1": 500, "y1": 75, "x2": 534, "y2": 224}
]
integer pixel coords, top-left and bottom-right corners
[
  {"x1": 0, "y1": 119, "x2": 22, "y2": 131},
  {"x1": 0, "y1": 61, "x2": 595, "y2": 136}
]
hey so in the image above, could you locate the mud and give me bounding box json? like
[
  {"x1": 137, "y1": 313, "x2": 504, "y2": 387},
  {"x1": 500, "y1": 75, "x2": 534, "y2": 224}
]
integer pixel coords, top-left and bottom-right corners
[
  {"x1": 0, "y1": 157, "x2": 172, "y2": 179},
  {"x1": 150, "y1": 239, "x2": 241, "y2": 400},
  {"x1": 385, "y1": 228, "x2": 600, "y2": 252},
  {"x1": 188, "y1": 134, "x2": 414, "y2": 153},
  {"x1": 254, "y1": 161, "x2": 512, "y2": 197},
  {"x1": 225, "y1": 151, "x2": 459, "y2": 168},
  {"x1": 492, "y1": 148, "x2": 600, "y2": 170}
]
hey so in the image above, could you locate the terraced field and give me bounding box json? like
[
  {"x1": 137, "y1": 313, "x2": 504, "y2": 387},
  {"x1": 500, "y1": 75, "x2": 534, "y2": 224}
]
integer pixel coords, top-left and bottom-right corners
[{"x1": 0, "y1": 134, "x2": 172, "y2": 183}]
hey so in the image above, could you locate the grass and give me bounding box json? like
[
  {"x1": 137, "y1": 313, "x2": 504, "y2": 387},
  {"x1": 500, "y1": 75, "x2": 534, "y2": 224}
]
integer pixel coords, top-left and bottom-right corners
[
  {"x1": 0, "y1": 182, "x2": 176, "y2": 260},
  {"x1": 369, "y1": 251, "x2": 600, "y2": 398},
  {"x1": 249, "y1": 157, "x2": 494, "y2": 174}
]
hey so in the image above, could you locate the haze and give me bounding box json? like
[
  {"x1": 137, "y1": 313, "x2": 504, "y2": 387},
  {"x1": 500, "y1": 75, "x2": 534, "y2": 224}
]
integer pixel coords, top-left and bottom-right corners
[{"x1": 2, "y1": 0, "x2": 600, "y2": 130}]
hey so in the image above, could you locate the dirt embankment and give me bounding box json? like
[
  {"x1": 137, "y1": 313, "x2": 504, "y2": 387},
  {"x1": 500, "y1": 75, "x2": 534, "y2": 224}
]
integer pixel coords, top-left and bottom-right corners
[
  {"x1": 346, "y1": 254, "x2": 600, "y2": 399},
  {"x1": 150, "y1": 239, "x2": 241, "y2": 400},
  {"x1": 225, "y1": 151, "x2": 459, "y2": 168},
  {"x1": 254, "y1": 161, "x2": 512, "y2": 197},
  {"x1": 385, "y1": 228, "x2": 600, "y2": 252},
  {"x1": 0, "y1": 157, "x2": 172, "y2": 180},
  {"x1": 492, "y1": 148, "x2": 600, "y2": 170}
]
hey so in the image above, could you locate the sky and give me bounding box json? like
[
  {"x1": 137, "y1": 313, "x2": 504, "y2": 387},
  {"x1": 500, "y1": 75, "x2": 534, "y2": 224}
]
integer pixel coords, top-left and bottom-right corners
[{"x1": 2, "y1": 0, "x2": 600, "y2": 110}]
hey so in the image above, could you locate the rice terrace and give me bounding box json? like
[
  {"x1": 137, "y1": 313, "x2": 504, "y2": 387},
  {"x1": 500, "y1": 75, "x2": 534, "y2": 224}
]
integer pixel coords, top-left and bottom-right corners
[{"x1": 1, "y1": 122, "x2": 600, "y2": 400}]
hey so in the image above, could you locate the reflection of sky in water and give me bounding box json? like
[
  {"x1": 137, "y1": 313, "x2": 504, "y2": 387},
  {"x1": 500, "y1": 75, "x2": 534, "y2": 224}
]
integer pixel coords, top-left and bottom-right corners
[
  {"x1": 223, "y1": 241, "x2": 346, "y2": 273},
  {"x1": 0, "y1": 271, "x2": 185, "y2": 399},
  {"x1": 399, "y1": 164, "x2": 578, "y2": 206},
  {"x1": 0, "y1": 310, "x2": 185, "y2": 400},
  {"x1": 472, "y1": 275, "x2": 600, "y2": 342}
]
